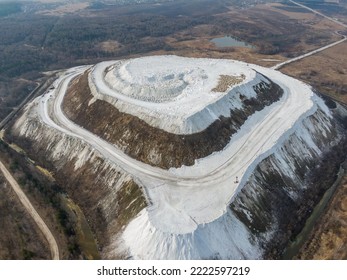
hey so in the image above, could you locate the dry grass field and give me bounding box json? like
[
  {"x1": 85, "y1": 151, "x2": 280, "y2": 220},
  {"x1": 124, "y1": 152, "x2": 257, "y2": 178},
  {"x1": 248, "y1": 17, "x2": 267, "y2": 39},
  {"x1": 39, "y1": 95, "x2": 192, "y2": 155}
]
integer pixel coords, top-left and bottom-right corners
[
  {"x1": 282, "y1": 41, "x2": 347, "y2": 102},
  {"x1": 37, "y1": 2, "x2": 90, "y2": 16},
  {"x1": 297, "y1": 173, "x2": 347, "y2": 260},
  {"x1": 155, "y1": 1, "x2": 343, "y2": 68}
]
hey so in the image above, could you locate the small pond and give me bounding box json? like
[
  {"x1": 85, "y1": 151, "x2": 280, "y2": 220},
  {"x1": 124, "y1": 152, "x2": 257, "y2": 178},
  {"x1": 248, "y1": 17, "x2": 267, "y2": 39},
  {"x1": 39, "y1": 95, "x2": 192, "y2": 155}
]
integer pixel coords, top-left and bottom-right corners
[{"x1": 211, "y1": 36, "x2": 253, "y2": 48}]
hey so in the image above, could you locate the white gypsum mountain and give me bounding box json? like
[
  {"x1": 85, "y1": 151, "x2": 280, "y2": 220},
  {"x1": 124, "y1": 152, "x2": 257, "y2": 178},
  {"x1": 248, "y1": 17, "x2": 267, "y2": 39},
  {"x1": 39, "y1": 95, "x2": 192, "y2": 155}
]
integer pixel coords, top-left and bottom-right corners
[{"x1": 12, "y1": 56, "x2": 342, "y2": 259}]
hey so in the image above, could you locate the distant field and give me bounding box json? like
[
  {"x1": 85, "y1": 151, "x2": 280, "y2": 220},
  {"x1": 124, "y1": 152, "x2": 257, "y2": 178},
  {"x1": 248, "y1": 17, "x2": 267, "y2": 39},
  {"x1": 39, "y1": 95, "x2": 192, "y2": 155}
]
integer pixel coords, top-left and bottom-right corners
[
  {"x1": 282, "y1": 41, "x2": 347, "y2": 102},
  {"x1": 0, "y1": 0, "x2": 346, "y2": 122},
  {"x1": 160, "y1": 1, "x2": 341, "y2": 66},
  {"x1": 0, "y1": 2, "x2": 21, "y2": 17},
  {"x1": 37, "y1": 2, "x2": 89, "y2": 16},
  {"x1": 299, "y1": 0, "x2": 347, "y2": 24}
]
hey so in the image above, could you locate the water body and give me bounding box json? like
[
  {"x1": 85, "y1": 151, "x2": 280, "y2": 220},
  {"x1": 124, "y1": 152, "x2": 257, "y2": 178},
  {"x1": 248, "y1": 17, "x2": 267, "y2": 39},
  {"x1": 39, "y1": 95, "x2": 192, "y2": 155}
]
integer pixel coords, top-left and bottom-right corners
[{"x1": 211, "y1": 36, "x2": 253, "y2": 48}]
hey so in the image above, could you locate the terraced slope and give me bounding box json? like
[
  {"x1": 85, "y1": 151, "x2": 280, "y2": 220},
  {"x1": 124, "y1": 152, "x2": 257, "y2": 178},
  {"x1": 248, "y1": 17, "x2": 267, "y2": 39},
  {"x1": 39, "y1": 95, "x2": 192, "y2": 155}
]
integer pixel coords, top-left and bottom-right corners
[{"x1": 11, "y1": 56, "x2": 346, "y2": 259}]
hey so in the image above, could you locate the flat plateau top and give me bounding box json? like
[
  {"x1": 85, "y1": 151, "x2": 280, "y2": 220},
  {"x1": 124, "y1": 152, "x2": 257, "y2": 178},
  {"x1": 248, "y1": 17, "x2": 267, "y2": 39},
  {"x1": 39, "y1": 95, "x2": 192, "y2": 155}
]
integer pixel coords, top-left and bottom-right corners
[
  {"x1": 90, "y1": 55, "x2": 258, "y2": 133},
  {"x1": 97, "y1": 55, "x2": 255, "y2": 102}
]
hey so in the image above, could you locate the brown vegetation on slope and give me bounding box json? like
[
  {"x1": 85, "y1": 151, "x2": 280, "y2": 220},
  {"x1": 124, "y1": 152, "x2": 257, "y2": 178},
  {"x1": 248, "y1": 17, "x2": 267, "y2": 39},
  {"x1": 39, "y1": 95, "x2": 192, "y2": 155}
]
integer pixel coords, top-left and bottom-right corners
[
  {"x1": 0, "y1": 138, "x2": 99, "y2": 259},
  {"x1": 6, "y1": 130, "x2": 147, "y2": 259},
  {"x1": 62, "y1": 71, "x2": 283, "y2": 169}
]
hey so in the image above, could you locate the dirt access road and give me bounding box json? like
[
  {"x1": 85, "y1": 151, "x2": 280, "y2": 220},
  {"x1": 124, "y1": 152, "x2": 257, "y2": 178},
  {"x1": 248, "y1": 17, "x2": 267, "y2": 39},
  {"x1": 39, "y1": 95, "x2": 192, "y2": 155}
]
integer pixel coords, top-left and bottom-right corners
[
  {"x1": 271, "y1": 1, "x2": 347, "y2": 70},
  {"x1": 0, "y1": 160, "x2": 59, "y2": 260},
  {"x1": 272, "y1": 0, "x2": 347, "y2": 70},
  {"x1": 290, "y1": 0, "x2": 347, "y2": 28}
]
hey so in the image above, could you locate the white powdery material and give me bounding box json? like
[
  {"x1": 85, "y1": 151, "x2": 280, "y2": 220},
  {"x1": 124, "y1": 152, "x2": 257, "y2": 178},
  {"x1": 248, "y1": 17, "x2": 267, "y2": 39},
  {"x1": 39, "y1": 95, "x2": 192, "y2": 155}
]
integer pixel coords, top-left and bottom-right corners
[
  {"x1": 74, "y1": 146, "x2": 94, "y2": 170},
  {"x1": 12, "y1": 56, "x2": 339, "y2": 260},
  {"x1": 122, "y1": 108, "x2": 336, "y2": 260},
  {"x1": 122, "y1": 208, "x2": 260, "y2": 260},
  {"x1": 89, "y1": 56, "x2": 260, "y2": 134},
  {"x1": 120, "y1": 59, "x2": 337, "y2": 259}
]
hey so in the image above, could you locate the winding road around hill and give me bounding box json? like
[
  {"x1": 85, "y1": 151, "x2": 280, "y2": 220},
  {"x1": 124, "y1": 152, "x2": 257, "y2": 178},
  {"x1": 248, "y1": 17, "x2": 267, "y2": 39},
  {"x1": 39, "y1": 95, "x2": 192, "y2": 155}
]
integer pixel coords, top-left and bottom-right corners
[
  {"x1": 0, "y1": 0, "x2": 344, "y2": 259},
  {"x1": 10, "y1": 0, "x2": 345, "y2": 236},
  {"x1": 36, "y1": 61, "x2": 316, "y2": 234}
]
